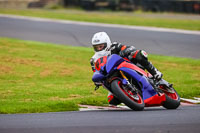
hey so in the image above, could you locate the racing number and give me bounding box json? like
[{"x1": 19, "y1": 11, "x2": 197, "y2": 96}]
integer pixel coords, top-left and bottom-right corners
[{"x1": 95, "y1": 56, "x2": 107, "y2": 71}]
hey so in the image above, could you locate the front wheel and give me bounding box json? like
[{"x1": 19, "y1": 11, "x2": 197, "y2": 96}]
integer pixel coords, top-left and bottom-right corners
[{"x1": 111, "y1": 79, "x2": 144, "y2": 111}]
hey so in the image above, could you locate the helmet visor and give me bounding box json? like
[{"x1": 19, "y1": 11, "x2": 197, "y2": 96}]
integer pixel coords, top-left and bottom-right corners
[{"x1": 93, "y1": 43, "x2": 107, "y2": 52}]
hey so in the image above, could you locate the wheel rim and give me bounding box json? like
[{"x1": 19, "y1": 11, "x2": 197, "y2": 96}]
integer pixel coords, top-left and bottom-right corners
[
  {"x1": 160, "y1": 85, "x2": 179, "y2": 100},
  {"x1": 165, "y1": 91, "x2": 179, "y2": 100},
  {"x1": 118, "y1": 81, "x2": 143, "y2": 104}
]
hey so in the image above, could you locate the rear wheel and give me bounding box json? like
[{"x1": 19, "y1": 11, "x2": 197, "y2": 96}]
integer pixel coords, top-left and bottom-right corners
[
  {"x1": 111, "y1": 79, "x2": 144, "y2": 111},
  {"x1": 160, "y1": 85, "x2": 180, "y2": 109}
]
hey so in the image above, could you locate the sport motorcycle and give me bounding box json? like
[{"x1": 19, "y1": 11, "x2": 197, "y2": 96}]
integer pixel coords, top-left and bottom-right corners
[{"x1": 92, "y1": 54, "x2": 180, "y2": 111}]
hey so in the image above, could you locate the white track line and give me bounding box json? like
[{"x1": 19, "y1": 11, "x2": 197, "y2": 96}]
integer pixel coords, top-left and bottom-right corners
[
  {"x1": 79, "y1": 102, "x2": 195, "y2": 111},
  {"x1": 181, "y1": 98, "x2": 200, "y2": 104},
  {"x1": 1, "y1": 14, "x2": 200, "y2": 35}
]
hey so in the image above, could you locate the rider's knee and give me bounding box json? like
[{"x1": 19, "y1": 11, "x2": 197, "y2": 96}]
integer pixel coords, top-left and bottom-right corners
[{"x1": 129, "y1": 50, "x2": 149, "y2": 66}]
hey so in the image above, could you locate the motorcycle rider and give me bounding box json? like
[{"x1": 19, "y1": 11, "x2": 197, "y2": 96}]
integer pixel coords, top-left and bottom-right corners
[{"x1": 90, "y1": 32, "x2": 163, "y2": 106}]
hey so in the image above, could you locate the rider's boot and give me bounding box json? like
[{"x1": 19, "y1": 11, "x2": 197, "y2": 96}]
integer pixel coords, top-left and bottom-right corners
[{"x1": 145, "y1": 62, "x2": 163, "y2": 80}]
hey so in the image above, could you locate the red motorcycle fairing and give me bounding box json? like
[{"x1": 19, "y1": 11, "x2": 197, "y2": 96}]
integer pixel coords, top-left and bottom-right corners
[{"x1": 144, "y1": 94, "x2": 166, "y2": 107}]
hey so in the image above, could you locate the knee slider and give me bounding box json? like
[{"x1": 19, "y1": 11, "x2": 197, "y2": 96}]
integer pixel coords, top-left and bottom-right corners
[{"x1": 140, "y1": 50, "x2": 148, "y2": 59}]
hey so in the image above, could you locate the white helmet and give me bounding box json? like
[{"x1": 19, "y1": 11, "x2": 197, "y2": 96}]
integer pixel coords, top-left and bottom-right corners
[{"x1": 91, "y1": 32, "x2": 112, "y2": 53}]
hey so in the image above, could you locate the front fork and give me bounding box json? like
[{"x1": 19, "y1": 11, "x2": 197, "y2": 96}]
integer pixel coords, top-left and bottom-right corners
[
  {"x1": 119, "y1": 71, "x2": 138, "y2": 94},
  {"x1": 94, "y1": 71, "x2": 138, "y2": 94}
]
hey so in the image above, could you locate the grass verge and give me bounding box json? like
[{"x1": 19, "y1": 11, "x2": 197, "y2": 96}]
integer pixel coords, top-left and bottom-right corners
[
  {"x1": 0, "y1": 37, "x2": 200, "y2": 114},
  {"x1": 0, "y1": 8, "x2": 200, "y2": 31}
]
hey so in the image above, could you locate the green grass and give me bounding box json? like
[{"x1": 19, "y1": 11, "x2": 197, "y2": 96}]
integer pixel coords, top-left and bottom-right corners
[
  {"x1": 0, "y1": 37, "x2": 200, "y2": 114},
  {"x1": 0, "y1": 8, "x2": 200, "y2": 31}
]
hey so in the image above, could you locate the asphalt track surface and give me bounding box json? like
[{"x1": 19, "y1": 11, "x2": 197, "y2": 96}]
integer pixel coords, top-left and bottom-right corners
[
  {"x1": 0, "y1": 105, "x2": 200, "y2": 133},
  {"x1": 0, "y1": 15, "x2": 200, "y2": 133},
  {"x1": 0, "y1": 15, "x2": 200, "y2": 58}
]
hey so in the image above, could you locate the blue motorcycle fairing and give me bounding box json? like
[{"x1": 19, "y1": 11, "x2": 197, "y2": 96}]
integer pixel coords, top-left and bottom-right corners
[
  {"x1": 92, "y1": 71, "x2": 105, "y2": 82},
  {"x1": 118, "y1": 67, "x2": 157, "y2": 100},
  {"x1": 106, "y1": 54, "x2": 124, "y2": 74}
]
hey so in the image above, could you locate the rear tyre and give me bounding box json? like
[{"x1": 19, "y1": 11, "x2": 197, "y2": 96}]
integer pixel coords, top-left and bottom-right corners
[
  {"x1": 162, "y1": 88, "x2": 180, "y2": 109},
  {"x1": 111, "y1": 79, "x2": 144, "y2": 111}
]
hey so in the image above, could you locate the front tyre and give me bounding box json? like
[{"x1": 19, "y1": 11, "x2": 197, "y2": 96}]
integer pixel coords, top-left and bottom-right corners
[{"x1": 111, "y1": 79, "x2": 144, "y2": 111}]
